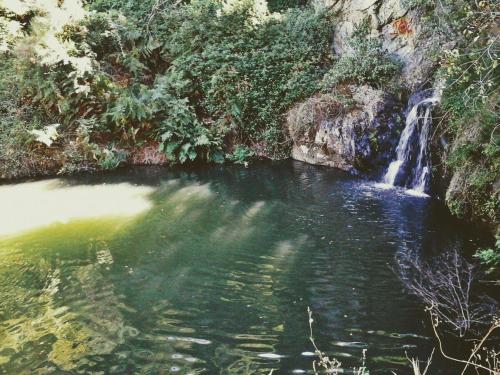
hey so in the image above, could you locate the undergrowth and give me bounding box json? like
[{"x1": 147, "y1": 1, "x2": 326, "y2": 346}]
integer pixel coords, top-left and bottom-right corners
[
  {"x1": 0, "y1": 0, "x2": 336, "y2": 172},
  {"x1": 322, "y1": 21, "x2": 401, "y2": 89}
]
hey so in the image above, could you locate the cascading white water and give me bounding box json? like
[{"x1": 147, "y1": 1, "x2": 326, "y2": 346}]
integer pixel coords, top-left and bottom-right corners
[{"x1": 382, "y1": 91, "x2": 439, "y2": 194}]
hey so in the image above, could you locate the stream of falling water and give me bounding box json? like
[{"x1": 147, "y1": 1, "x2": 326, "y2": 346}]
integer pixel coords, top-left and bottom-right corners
[{"x1": 381, "y1": 90, "x2": 439, "y2": 196}]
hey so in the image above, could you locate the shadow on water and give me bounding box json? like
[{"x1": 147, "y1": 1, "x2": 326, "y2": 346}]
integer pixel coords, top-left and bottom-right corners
[{"x1": 0, "y1": 160, "x2": 480, "y2": 374}]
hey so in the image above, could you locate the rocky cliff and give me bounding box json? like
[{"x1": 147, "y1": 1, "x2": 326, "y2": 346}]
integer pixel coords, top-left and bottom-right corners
[
  {"x1": 289, "y1": 0, "x2": 498, "y2": 233},
  {"x1": 289, "y1": 0, "x2": 444, "y2": 176}
]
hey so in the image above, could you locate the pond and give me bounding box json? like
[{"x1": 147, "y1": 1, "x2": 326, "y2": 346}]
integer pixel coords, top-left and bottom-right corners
[{"x1": 0, "y1": 161, "x2": 475, "y2": 374}]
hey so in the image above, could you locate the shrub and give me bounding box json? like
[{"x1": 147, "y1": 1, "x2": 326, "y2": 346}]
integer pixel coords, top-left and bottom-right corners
[
  {"x1": 226, "y1": 145, "x2": 255, "y2": 165},
  {"x1": 322, "y1": 22, "x2": 401, "y2": 89},
  {"x1": 0, "y1": 58, "x2": 52, "y2": 178},
  {"x1": 1, "y1": 0, "x2": 336, "y2": 170},
  {"x1": 267, "y1": 0, "x2": 306, "y2": 13},
  {"x1": 436, "y1": 0, "x2": 499, "y2": 227},
  {"x1": 396, "y1": 248, "x2": 497, "y2": 336},
  {"x1": 86, "y1": 0, "x2": 335, "y2": 158},
  {"x1": 96, "y1": 146, "x2": 129, "y2": 170},
  {"x1": 474, "y1": 235, "x2": 500, "y2": 267}
]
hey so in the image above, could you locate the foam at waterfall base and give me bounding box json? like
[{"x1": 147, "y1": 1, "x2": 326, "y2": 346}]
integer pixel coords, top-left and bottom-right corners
[
  {"x1": 373, "y1": 183, "x2": 430, "y2": 198},
  {"x1": 405, "y1": 188, "x2": 430, "y2": 198}
]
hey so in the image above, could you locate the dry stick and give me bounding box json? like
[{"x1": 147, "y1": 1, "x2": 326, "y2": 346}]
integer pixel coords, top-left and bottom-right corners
[
  {"x1": 421, "y1": 348, "x2": 435, "y2": 375},
  {"x1": 429, "y1": 308, "x2": 499, "y2": 374},
  {"x1": 461, "y1": 321, "x2": 500, "y2": 375},
  {"x1": 452, "y1": 254, "x2": 470, "y2": 334},
  {"x1": 307, "y1": 307, "x2": 342, "y2": 374},
  {"x1": 491, "y1": 124, "x2": 500, "y2": 146},
  {"x1": 406, "y1": 347, "x2": 435, "y2": 375},
  {"x1": 307, "y1": 306, "x2": 325, "y2": 375}
]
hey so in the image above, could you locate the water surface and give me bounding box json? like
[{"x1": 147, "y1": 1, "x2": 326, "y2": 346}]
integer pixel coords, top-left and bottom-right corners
[{"x1": 0, "y1": 161, "x2": 472, "y2": 374}]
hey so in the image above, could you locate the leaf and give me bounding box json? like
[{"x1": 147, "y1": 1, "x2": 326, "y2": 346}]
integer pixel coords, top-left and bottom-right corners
[
  {"x1": 195, "y1": 134, "x2": 210, "y2": 146},
  {"x1": 146, "y1": 38, "x2": 162, "y2": 52},
  {"x1": 181, "y1": 142, "x2": 191, "y2": 153},
  {"x1": 161, "y1": 131, "x2": 173, "y2": 142},
  {"x1": 166, "y1": 142, "x2": 180, "y2": 155},
  {"x1": 178, "y1": 142, "x2": 193, "y2": 163},
  {"x1": 231, "y1": 102, "x2": 241, "y2": 116},
  {"x1": 188, "y1": 148, "x2": 197, "y2": 160},
  {"x1": 29, "y1": 124, "x2": 60, "y2": 147}
]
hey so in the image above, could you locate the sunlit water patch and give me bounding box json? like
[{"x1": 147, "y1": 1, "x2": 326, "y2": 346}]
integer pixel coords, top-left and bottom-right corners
[
  {"x1": 0, "y1": 162, "x2": 476, "y2": 374},
  {"x1": 0, "y1": 179, "x2": 154, "y2": 237}
]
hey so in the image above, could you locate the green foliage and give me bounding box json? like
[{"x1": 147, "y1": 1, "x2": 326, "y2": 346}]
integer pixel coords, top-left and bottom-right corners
[
  {"x1": 149, "y1": 1, "x2": 334, "y2": 157},
  {"x1": 96, "y1": 146, "x2": 129, "y2": 170},
  {"x1": 0, "y1": 57, "x2": 48, "y2": 178},
  {"x1": 266, "y1": 0, "x2": 306, "y2": 12},
  {"x1": 322, "y1": 22, "x2": 401, "y2": 89},
  {"x1": 1, "y1": 0, "x2": 335, "y2": 173},
  {"x1": 402, "y1": 0, "x2": 434, "y2": 9},
  {"x1": 437, "y1": 0, "x2": 499, "y2": 226},
  {"x1": 226, "y1": 145, "x2": 255, "y2": 165},
  {"x1": 144, "y1": 73, "x2": 226, "y2": 164},
  {"x1": 443, "y1": 97, "x2": 499, "y2": 225},
  {"x1": 475, "y1": 248, "x2": 500, "y2": 267},
  {"x1": 474, "y1": 235, "x2": 500, "y2": 267}
]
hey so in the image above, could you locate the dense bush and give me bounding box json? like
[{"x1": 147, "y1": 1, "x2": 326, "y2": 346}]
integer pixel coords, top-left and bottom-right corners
[
  {"x1": 428, "y1": 0, "x2": 500, "y2": 229},
  {"x1": 443, "y1": 95, "x2": 499, "y2": 225},
  {"x1": 0, "y1": 58, "x2": 47, "y2": 178},
  {"x1": 322, "y1": 22, "x2": 401, "y2": 89},
  {"x1": 0, "y1": 0, "x2": 335, "y2": 169},
  {"x1": 474, "y1": 235, "x2": 500, "y2": 268},
  {"x1": 142, "y1": 0, "x2": 334, "y2": 158},
  {"x1": 266, "y1": 0, "x2": 306, "y2": 12},
  {"x1": 226, "y1": 145, "x2": 255, "y2": 165}
]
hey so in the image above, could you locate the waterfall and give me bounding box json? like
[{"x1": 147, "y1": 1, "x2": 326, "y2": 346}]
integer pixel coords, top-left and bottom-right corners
[{"x1": 382, "y1": 90, "x2": 439, "y2": 194}]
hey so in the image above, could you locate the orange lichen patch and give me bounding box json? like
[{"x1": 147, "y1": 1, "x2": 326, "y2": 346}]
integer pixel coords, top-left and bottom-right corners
[{"x1": 392, "y1": 18, "x2": 412, "y2": 36}]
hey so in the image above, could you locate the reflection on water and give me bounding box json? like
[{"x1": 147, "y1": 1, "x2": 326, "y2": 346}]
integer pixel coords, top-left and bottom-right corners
[
  {"x1": 0, "y1": 161, "x2": 474, "y2": 374},
  {"x1": 0, "y1": 179, "x2": 154, "y2": 237}
]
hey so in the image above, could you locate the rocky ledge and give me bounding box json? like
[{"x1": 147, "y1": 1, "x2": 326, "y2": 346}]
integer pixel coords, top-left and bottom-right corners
[{"x1": 287, "y1": 85, "x2": 403, "y2": 175}]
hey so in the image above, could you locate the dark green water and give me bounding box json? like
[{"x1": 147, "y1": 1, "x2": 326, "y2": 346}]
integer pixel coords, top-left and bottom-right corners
[{"x1": 0, "y1": 161, "x2": 473, "y2": 374}]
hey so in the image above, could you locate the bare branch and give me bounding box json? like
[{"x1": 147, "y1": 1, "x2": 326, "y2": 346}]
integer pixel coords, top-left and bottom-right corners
[{"x1": 396, "y1": 248, "x2": 497, "y2": 337}]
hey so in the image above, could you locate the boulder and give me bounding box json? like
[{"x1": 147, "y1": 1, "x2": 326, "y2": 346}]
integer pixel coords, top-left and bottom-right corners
[{"x1": 287, "y1": 85, "x2": 402, "y2": 174}]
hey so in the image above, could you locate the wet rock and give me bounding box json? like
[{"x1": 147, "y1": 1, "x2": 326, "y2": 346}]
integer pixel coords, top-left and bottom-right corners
[{"x1": 287, "y1": 85, "x2": 402, "y2": 174}]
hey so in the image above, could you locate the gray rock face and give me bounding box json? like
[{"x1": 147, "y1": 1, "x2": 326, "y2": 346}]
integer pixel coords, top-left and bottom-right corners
[
  {"x1": 287, "y1": 1, "x2": 447, "y2": 174},
  {"x1": 316, "y1": 0, "x2": 439, "y2": 89},
  {"x1": 287, "y1": 85, "x2": 402, "y2": 174},
  {"x1": 287, "y1": 0, "x2": 447, "y2": 174}
]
